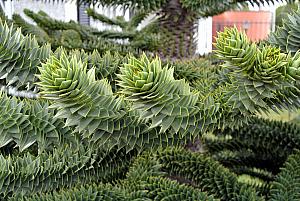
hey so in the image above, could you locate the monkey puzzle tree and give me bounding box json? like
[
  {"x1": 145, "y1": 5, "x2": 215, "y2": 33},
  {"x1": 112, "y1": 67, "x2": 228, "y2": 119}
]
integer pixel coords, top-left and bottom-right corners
[
  {"x1": 3, "y1": 6, "x2": 300, "y2": 199},
  {"x1": 77, "y1": 0, "x2": 294, "y2": 59}
]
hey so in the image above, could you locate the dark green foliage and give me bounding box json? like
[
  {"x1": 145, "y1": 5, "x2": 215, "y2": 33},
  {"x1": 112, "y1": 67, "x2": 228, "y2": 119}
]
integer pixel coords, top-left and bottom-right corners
[
  {"x1": 202, "y1": 116, "x2": 300, "y2": 197},
  {"x1": 87, "y1": 8, "x2": 149, "y2": 33},
  {"x1": 170, "y1": 57, "x2": 215, "y2": 83},
  {"x1": 206, "y1": 117, "x2": 300, "y2": 155},
  {"x1": 3, "y1": 138, "x2": 286, "y2": 200},
  {"x1": 15, "y1": 9, "x2": 145, "y2": 55},
  {"x1": 212, "y1": 150, "x2": 285, "y2": 176},
  {"x1": 19, "y1": 9, "x2": 158, "y2": 55},
  {"x1": 0, "y1": 5, "x2": 6, "y2": 20},
  {"x1": 12, "y1": 14, "x2": 50, "y2": 44},
  {"x1": 0, "y1": 144, "x2": 136, "y2": 198},
  {"x1": 134, "y1": 177, "x2": 216, "y2": 200},
  {"x1": 80, "y1": 36, "x2": 146, "y2": 55},
  {"x1": 60, "y1": 30, "x2": 83, "y2": 49},
  {"x1": 269, "y1": 150, "x2": 300, "y2": 200},
  {"x1": 156, "y1": 147, "x2": 263, "y2": 201},
  {"x1": 238, "y1": 175, "x2": 271, "y2": 197},
  {"x1": 87, "y1": 8, "x2": 128, "y2": 28},
  {"x1": 233, "y1": 167, "x2": 274, "y2": 182},
  {"x1": 129, "y1": 30, "x2": 160, "y2": 51},
  {"x1": 179, "y1": 0, "x2": 247, "y2": 16},
  {"x1": 123, "y1": 151, "x2": 217, "y2": 201},
  {"x1": 10, "y1": 184, "x2": 129, "y2": 201},
  {"x1": 81, "y1": 0, "x2": 168, "y2": 11},
  {"x1": 10, "y1": 150, "x2": 216, "y2": 201},
  {"x1": 87, "y1": 8, "x2": 160, "y2": 51},
  {"x1": 23, "y1": 9, "x2": 95, "y2": 40},
  {"x1": 204, "y1": 117, "x2": 300, "y2": 173},
  {"x1": 94, "y1": 29, "x2": 136, "y2": 39}
]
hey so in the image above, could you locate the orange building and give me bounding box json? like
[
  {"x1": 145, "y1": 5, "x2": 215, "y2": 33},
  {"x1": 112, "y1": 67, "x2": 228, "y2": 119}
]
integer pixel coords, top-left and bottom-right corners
[{"x1": 212, "y1": 11, "x2": 273, "y2": 43}]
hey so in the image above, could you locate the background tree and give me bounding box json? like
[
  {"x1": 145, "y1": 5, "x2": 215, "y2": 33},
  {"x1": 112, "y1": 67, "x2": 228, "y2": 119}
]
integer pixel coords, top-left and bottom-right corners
[
  {"x1": 86, "y1": 8, "x2": 160, "y2": 51},
  {"x1": 275, "y1": 1, "x2": 298, "y2": 27},
  {"x1": 79, "y1": 0, "x2": 294, "y2": 59},
  {"x1": 11, "y1": 9, "x2": 146, "y2": 55}
]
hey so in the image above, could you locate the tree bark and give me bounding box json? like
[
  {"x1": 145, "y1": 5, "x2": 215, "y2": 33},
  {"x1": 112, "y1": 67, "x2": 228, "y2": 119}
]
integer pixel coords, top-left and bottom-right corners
[{"x1": 158, "y1": 0, "x2": 198, "y2": 59}]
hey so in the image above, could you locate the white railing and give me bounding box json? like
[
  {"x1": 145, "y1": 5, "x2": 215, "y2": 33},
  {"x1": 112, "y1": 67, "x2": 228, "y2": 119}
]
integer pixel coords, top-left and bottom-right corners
[{"x1": 197, "y1": 17, "x2": 213, "y2": 55}]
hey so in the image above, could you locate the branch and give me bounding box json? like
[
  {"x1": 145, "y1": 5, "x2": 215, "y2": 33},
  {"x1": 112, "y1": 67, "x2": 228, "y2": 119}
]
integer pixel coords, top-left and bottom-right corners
[{"x1": 86, "y1": 8, "x2": 127, "y2": 28}]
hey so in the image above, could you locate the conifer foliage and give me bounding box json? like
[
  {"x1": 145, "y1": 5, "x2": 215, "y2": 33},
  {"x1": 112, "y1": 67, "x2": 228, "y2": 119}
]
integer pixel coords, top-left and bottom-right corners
[{"x1": 1, "y1": 3, "x2": 300, "y2": 200}]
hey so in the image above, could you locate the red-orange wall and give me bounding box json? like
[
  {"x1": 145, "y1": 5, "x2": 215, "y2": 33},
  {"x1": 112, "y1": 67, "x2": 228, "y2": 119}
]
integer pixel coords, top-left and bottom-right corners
[{"x1": 212, "y1": 11, "x2": 272, "y2": 43}]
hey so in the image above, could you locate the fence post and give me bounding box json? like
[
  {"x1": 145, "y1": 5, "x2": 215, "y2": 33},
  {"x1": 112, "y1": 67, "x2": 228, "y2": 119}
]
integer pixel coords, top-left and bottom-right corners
[
  {"x1": 4, "y1": 0, "x2": 14, "y2": 19},
  {"x1": 196, "y1": 17, "x2": 212, "y2": 55}
]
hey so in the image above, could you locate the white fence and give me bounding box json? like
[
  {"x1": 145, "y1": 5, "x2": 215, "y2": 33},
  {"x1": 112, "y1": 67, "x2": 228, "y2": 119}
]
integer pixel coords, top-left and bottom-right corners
[{"x1": 197, "y1": 17, "x2": 213, "y2": 55}]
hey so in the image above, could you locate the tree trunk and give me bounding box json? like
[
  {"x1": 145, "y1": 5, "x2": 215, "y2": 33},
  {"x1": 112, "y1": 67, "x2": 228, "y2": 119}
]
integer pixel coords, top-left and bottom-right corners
[{"x1": 158, "y1": 0, "x2": 198, "y2": 59}]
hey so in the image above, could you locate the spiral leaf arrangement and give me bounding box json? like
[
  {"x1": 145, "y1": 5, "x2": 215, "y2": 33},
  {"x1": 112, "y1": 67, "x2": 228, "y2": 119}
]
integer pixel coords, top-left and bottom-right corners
[
  {"x1": 215, "y1": 27, "x2": 300, "y2": 83},
  {"x1": 0, "y1": 20, "x2": 51, "y2": 90},
  {"x1": 214, "y1": 27, "x2": 300, "y2": 115},
  {"x1": 269, "y1": 6, "x2": 300, "y2": 54},
  {"x1": 0, "y1": 92, "x2": 73, "y2": 153},
  {"x1": 1, "y1": 13, "x2": 300, "y2": 200},
  {"x1": 37, "y1": 50, "x2": 190, "y2": 152}
]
